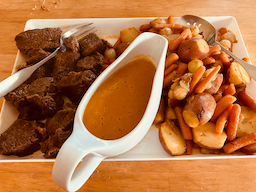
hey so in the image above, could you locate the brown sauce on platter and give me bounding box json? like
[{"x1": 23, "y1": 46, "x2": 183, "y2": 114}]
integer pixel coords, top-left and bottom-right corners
[{"x1": 83, "y1": 56, "x2": 156, "y2": 140}]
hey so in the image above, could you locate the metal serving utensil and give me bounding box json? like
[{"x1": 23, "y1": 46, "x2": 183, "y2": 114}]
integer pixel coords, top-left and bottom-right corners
[
  {"x1": 180, "y1": 15, "x2": 256, "y2": 80},
  {"x1": 0, "y1": 23, "x2": 94, "y2": 98}
]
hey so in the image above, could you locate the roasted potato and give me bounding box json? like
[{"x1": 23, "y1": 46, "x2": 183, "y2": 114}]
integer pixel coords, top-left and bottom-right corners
[
  {"x1": 205, "y1": 73, "x2": 224, "y2": 95},
  {"x1": 120, "y1": 27, "x2": 139, "y2": 43},
  {"x1": 237, "y1": 106, "x2": 256, "y2": 137},
  {"x1": 226, "y1": 61, "x2": 251, "y2": 85},
  {"x1": 193, "y1": 122, "x2": 227, "y2": 149},
  {"x1": 182, "y1": 93, "x2": 216, "y2": 128},
  {"x1": 240, "y1": 143, "x2": 256, "y2": 154},
  {"x1": 177, "y1": 38, "x2": 210, "y2": 63},
  {"x1": 159, "y1": 121, "x2": 186, "y2": 156}
]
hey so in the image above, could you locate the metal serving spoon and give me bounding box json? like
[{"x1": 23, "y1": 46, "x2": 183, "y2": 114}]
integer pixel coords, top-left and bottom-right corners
[
  {"x1": 0, "y1": 23, "x2": 94, "y2": 98},
  {"x1": 179, "y1": 15, "x2": 256, "y2": 80}
]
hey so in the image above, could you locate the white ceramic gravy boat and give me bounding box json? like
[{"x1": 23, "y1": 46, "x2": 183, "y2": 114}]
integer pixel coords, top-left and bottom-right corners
[{"x1": 52, "y1": 32, "x2": 168, "y2": 191}]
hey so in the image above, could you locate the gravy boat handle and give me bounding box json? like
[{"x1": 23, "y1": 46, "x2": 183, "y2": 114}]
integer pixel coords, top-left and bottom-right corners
[{"x1": 52, "y1": 134, "x2": 105, "y2": 192}]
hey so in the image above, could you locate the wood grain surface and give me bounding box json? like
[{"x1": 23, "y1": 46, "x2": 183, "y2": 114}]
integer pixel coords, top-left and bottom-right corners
[{"x1": 1, "y1": 0, "x2": 256, "y2": 191}]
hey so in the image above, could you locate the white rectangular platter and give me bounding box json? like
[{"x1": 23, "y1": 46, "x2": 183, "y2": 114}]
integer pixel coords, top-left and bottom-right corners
[{"x1": 0, "y1": 16, "x2": 255, "y2": 162}]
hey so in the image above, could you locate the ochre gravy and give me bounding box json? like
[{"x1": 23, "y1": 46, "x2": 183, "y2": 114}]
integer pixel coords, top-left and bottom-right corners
[{"x1": 83, "y1": 57, "x2": 156, "y2": 140}]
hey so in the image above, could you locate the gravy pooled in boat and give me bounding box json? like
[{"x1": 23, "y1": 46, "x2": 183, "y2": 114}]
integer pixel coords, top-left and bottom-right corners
[{"x1": 83, "y1": 57, "x2": 156, "y2": 140}]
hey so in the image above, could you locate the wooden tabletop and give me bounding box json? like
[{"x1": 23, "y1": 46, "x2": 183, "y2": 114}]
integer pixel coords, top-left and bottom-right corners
[{"x1": 1, "y1": 0, "x2": 256, "y2": 191}]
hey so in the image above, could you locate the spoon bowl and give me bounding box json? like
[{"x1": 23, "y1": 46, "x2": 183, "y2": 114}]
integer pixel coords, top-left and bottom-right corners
[
  {"x1": 180, "y1": 15, "x2": 256, "y2": 81},
  {"x1": 52, "y1": 32, "x2": 168, "y2": 191}
]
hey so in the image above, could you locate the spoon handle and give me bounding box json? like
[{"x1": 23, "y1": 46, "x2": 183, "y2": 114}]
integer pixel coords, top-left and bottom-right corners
[
  {"x1": 0, "y1": 47, "x2": 61, "y2": 98},
  {"x1": 214, "y1": 41, "x2": 256, "y2": 81}
]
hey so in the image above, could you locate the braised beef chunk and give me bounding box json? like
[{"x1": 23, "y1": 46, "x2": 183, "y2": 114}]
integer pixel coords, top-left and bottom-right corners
[
  {"x1": 15, "y1": 28, "x2": 62, "y2": 55},
  {"x1": 4, "y1": 84, "x2": 29, "y2": 111},
  {"x1": 41, "y1": 109, "x2": 75, "y2": 158},
  {"x1": 52, "y1": 51, "x2": 80, "y2": 81},
  {"x1": 57, "y1": 70, "x2": 97, "y2": 102},
  {"x1": 5, "y1": 77, "x2": 63, "y2": 120},
  {"x1": 76, "y1": 52, "x2": 104, "y2": 75},
  {"x1": 0, "y1": 119, "x2": 46, "y2": 157},
  {"x1": 79, "y1": 33, "x2": 105, "y2": 56},
  {"x1": 26, "y1": 48, "x2": 51, "y2": 65},
  {"x1": 46, "y1": 109, "x2": 76, "y2": 135},
  {"x1": 63, "y1": 35, "x2": 80, "y2": 53}
]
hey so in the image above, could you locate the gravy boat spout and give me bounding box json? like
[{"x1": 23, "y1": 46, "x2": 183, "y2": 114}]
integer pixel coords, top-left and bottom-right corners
[{"x1": 52, "y1": 32, "x2": 168, "y2": 191}]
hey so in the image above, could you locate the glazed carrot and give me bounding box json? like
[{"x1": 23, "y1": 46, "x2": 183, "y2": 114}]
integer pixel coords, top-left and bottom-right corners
[
  {"x1": 165, "y1": 53, "x2": 179, "y2": 69},
  {"x1": 211, "y1": 94, "x2": 237, "y2": 122},
  {"x1": 176, "y1": 62, "x2": 188, "y2": 74},
  {"x1": 194, "y1": 65, "x2": 221, "y2": 94},
  {"x1": 113, "y1": 37, "x2": 121, "y2": 50},
  {"x1": 242, "y1": 57, "x2": 250, "y2": 63},
  {"x1": 164, "y1": 63, "x2": 178, "y2": 77},
  {"x1": 139, "y1": 24, "x2": 152, "y2": 32},
  {"x1": 223, "y1": 83, "x2": 236, "y2": 96},
  {"x1": 219, "y1": 51, "x2": 231, "y2": 67},
  {"x1": 223, "y1": 133, "x2": 256, "y2": 154},
  {"x1": 218, "y1": 27, "x2": 228, "y2": 35},
  {"x1": 168, "y1": 28, "x2": 190, "y2": 51},
  {"x1": 163, "y1": 63, "x2": 187, "y2": 89},
  {"x1": 217, "y1": 84, "x2": 229, "y2": 94},
  {"x1": 202, "y1": 57, "x2": 215, "y2": 65},
  {"x1": 189, "y1": 65, "x2": 206, "y2": 94},
  {"x1": 208, "y1": 45, "x2": 221, "y2": 56},
  {"x1": 239, "y1": 90, "x2": 256, "y2": 112},
  {"x1": 167, "y1": 15, "x2": 174, "y2": 24},
  {"x1": 154, "y1": 23, "x2": 183, "y2": 30},
  {"x1": 215, "y1": 103, "x2": 233, "y2": 134},
  {"x1": 186, "y1": 140, "x2": 193, "y2": 155},
  {"x1": 226, "y1": 104, "x2": 241, "y2": 141},
  {"x1": 174, "y1": 106, "x2": 193, "y2": 140},
  {"x1": 214, "y1": 92, "x2": 222, "y2": 102}
]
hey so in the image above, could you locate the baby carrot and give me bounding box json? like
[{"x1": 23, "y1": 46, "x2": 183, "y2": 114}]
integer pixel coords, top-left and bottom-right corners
[
  {"x1": 186, "y1": 140, "x2": 193, "y2": 155},
  {"x1": 165, "y1": 53, "x2": 179, "y2": 69},
  {"x1": 113, "y1": 37, "x2": 121, "y2": 49},
  {"x1": 164, "y1": 63, "x2": 178, "y2": 77},
  {"x1": 208, "y1": 45, "x2": 221, "y2": 56},
  {"x1": 239, "y1": 90, "x2": 256, "y2": 113},
  {"x1": 223, "y1": 133, "x2": 256, "y2": 154},
  {"x1": 223, "y1": 84, "x2": 236, "y2": 96},
  {"x1": 219, "y1": 51, "x2": 231, "y2": 67},
  {"x1": 217, "y1": 84, "x2": 229, "y2": 94},
  {"x1": 194, "y1": 65, "x2": 221, "y2": 94},
  {"x1": 226, "y1": 104, "x2": 241, "y2": 141},
  {"x1": 242, "y1": 57, "x2": 250, "y2": 63},
  {"x1": 167, "y1": 15, "x2": 174, "y2": 24},
  {"x1": 202, "y1": 57, "x2": 215, "y2": 65},
  {"x1": 211, "y1": 94, "x2": 237, "y2": 122},
  {"x1": 215, "y1": 103, "x2": 233, "y2": 134},
  {"x1": 139, "y1": 24, "x2": 152, "y2": 32},
  {"x1": 174, "y1": 106, "x2": 193, "y2": 140},
  {"x1": 168, "y1": 28, "x2": 190, "y2": 51},
  {"x1": 163, "y1": 63, "x2": 187, "y2": 89},
  {"x1": 154, "y1": 23, "x2": 183, "y2": 30},
  {"x1": 189, "y1": 65, "x2": 206, "y2": 94}
]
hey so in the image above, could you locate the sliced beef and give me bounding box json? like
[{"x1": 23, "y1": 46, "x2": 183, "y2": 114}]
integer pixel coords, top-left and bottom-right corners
[
  {"x1": 0, "y1": 119, "x2": 46, "y2": 157},
  {"x1": 63, "y1": 35, "x2": 80, "y2": 53},
  {"x1": 57, "y1": 70, "x2": 97, "y2": 102},
  {"x1": 15, "y1": 28, "x2": 62, "y2": 55},
  {"x1": 52, "y1": 51, "x2": 80, "y2": 81},
  {"x1": 41, "y1": 109, "x2": 75, "y2": 158},
  {"x1": 79, "y1": 33, "x2": 105, "y2": 56},
  {"x1": 76, "y1": 52, "x2": 104, "y2": 75}
]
